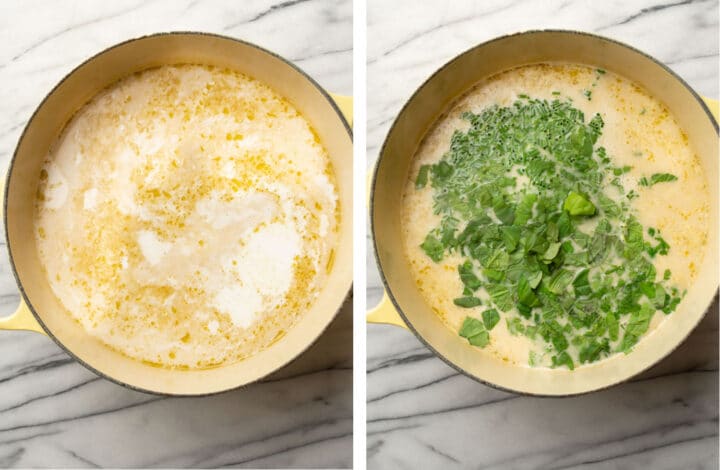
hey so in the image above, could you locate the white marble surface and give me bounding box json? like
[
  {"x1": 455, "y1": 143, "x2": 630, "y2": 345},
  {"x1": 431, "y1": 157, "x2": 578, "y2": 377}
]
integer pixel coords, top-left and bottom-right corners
[
  {"x1": 0, "y1": 0, "x2": 352, "y2": 468},
  {"x1": 367, "y1": 0, "x2": 719, "y2": 468}
]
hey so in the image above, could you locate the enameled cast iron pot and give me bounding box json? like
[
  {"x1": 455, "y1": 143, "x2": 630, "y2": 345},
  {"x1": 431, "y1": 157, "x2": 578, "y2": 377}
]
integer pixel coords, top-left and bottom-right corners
[
  {"x1": 0, "y1": 32, "x2": 353, "y2": 395},
  {"x1": 369, "y1": 30, "x2": 718, "y2": 396}
]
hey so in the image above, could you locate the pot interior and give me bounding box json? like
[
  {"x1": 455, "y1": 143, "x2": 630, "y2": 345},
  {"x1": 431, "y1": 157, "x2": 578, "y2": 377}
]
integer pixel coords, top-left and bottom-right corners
[
  {"x1": 6, "y1": 33, "x2": 352, "y2": 395},
  {"x1": 372, "y1": 30, "x2": 718, "y2": 395}
]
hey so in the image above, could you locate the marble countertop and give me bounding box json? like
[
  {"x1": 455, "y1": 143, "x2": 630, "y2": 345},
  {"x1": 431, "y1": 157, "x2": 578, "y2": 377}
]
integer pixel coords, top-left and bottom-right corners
[
  {"x1": 0, "y1": 0, "x2": 352, "y2": 468},
  {"x1": 366, "y1": 0, "x2": 719, "y2": 468}
]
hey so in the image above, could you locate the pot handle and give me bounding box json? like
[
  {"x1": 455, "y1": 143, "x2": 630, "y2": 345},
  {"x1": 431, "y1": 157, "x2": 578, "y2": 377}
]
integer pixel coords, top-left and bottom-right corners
[
  {"x1": 329, "y1": 93, "x2": 353, "y2": 127},
  {"x1": 367, "y1": 292, "x2": 408, "y2": 329},
  {"x1": 366, "y1": 160, "x2": 407, "y2": 329},
  {"x1": 0, "y1": 298, "x2": 45, "y2": 334},
  {"x1": 0, "y1": 168, "x2": 45, "y2": 335}
]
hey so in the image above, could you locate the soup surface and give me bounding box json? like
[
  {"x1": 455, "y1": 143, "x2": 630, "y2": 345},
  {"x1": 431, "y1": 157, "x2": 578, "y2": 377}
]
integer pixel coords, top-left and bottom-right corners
[
  {"x1": 402, "y1": 64, "x2": 708, "y2": 369},
  {"x1": 35, "y1": 65, "x2": 339, "y2": 369}
]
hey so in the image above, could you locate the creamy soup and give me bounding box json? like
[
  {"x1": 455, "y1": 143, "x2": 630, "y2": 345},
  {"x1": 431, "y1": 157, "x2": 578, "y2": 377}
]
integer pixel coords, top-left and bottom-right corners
[
  {"x1": 402, "y1": 64, "x2": 708, "y2": 369},
  {"x1": 35, "y1": 65, "x2": 339, "y2": 369}
]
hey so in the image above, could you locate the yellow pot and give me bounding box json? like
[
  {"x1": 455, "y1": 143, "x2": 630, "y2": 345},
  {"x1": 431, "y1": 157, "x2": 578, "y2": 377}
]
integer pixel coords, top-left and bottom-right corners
[
  {"x1": 369, "y1": 30, "x2": 718, "y2": 396},
  {"x1": 0, "y1": 32, "x2": 353, "y2": 395}
]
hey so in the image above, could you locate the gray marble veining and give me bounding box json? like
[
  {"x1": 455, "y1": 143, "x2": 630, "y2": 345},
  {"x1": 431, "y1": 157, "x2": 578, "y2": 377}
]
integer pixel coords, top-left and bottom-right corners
[
  {"x1": 0, "y1": 0, "x2": 352, "y2": 468},
  {"x1": 367, "y1": 0, "x2": 719, "y2": 468}
]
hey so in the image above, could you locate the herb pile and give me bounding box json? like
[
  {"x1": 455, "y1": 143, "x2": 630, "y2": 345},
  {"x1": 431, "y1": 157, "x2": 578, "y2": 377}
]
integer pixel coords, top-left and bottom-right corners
[{"x1": 416, "y1": 96, "x2": 682, "y2": 369}]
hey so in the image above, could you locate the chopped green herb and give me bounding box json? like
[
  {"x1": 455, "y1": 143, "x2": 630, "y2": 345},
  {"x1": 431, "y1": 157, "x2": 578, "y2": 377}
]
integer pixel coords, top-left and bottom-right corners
[
  {"x1": 552, "y1": 351, "x2": 575, "y2": 370},
  {"x1": 620, "y1": 304, "x2": 654, "y2": 352},
  {"x1": 454, "y1": 296, "x2": 482, "y2": 308},
  {"x1": 639, "y1": 173, "x2": 678, "y2": 187},
  {"x1": 458, "y1": 316, "x2": 483, "y2": 337},
  {"x1": 420, "y1": 234, "x2": 444, "y2": 262},
  {"x1": 612, "y1": 165, "x2": 632, "y2": 176},
  {"x1": 416, "y1": 96, "x2": 682, "y2": 369},
  {"x1": 482, "y1": 308, "x2": 500, "y2": 330},
  {"x1": 563, "y1": 192, "x2": 596, "y2": 216},
  {"x1": 415, "y1": 165, "x2": 430, "y2": 189},
  {"x1": 459, "y1": 316, "x2": 490, "y2": 347},
  {"x1": 459, "y1": 261, "x2": 482, "y2": 291},
  {"x1": 529, "y1": 350, "x2": 539, "y2": 366}
]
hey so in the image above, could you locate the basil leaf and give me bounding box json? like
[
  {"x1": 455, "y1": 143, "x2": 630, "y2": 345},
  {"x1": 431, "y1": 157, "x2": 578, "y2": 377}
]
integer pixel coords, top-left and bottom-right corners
[
  {"x1": 482, "y1": 308, "x2": 500, "y2": 330},
  {"x1": 573, "y1": 269, "x2": 591, "y2": 297},
  {"x1": 546, "y1": 269, "x2": 573, "y2": 294},
  {"x1": 500, "y1": 225, "x2": 521, "y2": 252},
  {"x1": 563, "y1": 191, "x2": 596, "y2": 216},
  {"x1": 454, "y1": 296, "x2": 481, "y2": 308},
  {"x1": 518, "y1": 274, "x2": 540, "y2": 307},
  {"x1": 459, "y1": 316, "x2": 490, "y2": 347},
  {"x1": 551, "y1": 351, "x2": 575, "y2": 370},
  {"x1": 514, "y1": 193, "x2": 537, "y2": 226},
  {"x1": 623, "y1": 217, "x2": 644, "y2": 260},
  {"x1": 459, "y1": 316, "x2": 484, "y2": 338},
  {"x1": 639, "y1": 173, "x2": 678, "y2": 187},
  {"x1": 420, "y1": 234, "x2": 444, "y2": 262},
  {"x1": 486, "y1": 284, "x2": 513, "y2": 312},
  {"x1": 458, "y1": 261, "x2": 482, "y2": 291},
  {"x1": 620, "y1": 304, "x2": 655, "y2": 352},
  {"x1": 415, "y1": 165, "x2": 430, "y2": 189}
]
